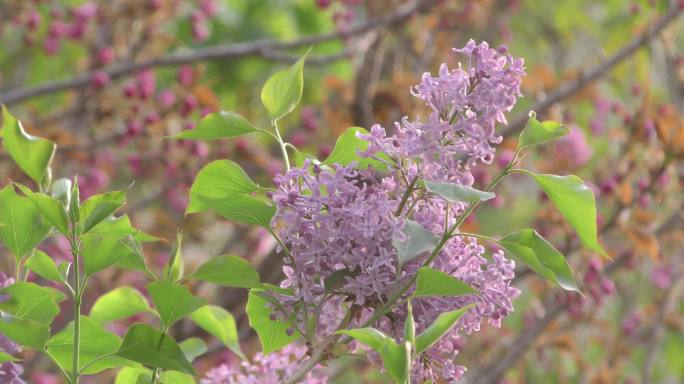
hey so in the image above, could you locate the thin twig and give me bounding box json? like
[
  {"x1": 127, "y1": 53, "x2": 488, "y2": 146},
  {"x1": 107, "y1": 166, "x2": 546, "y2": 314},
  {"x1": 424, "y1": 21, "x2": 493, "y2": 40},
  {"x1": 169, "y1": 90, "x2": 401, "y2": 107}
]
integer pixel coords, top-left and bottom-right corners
[
  {"x1": 501, "y1": 5, "x2": 683, "y2": 138},
  {"x1": 0, "y1": 0, "x2": 437, "y2": 105}
]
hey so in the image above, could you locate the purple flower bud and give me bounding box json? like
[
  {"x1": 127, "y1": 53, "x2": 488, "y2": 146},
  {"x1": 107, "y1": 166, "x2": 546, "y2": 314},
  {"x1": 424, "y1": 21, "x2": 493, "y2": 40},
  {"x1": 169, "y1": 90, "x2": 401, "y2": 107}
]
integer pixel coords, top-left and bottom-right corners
[
  {"x1": 26, "y1": 11, "x2": 41, "y2": 30},
  {"x1": 136, "y1": 69, "x2": 156, "y2": 99},
  {"x1": 621, "y1": 311, "x2": 641, "y2": 337},
  {"x1": 43, "y1": 37, "x2": 61, "y2": 55},
  {"x1": 73, "y1": 2, "x2": 98, "y2": 22},
  {"x1": 651, "y1": 265, "x2": 672, "y2": 290},
  {"x1": 177, "y1": 65, "x2": 194, "y2": 87},
  {"x1": 90, "y1": 71, "x2": 110, "y2": 88},
  {"x1": 126, "y1": 120, "x2": 143, "y2": 137},
  {"x1": 199, "y1": 0, "x2": 219, "y2": 17},
  {"x1": 180, "y1": 95, "x2": 198, "y2": 116},
  {"x1": 122, "y1": 82, "x2": 138, "y2": 99},
  {"x1": 96, "y1": 47, "x2": 114, "y2": 65},
  {"x1": 158, "y1": 90, "x2": 176, "y2": 108}
]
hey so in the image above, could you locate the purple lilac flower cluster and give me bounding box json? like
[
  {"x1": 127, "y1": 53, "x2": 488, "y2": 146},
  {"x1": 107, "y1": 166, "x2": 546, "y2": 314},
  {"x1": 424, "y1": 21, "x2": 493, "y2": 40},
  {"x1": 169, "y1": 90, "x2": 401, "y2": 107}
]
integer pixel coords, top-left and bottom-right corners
[
  {"x1": 0, "y1": 272, "x2": 25, "y2": 384},
  {"x1": 201, "y1": 344, "x2": 327, "y2": 384},
  {"x1": 267, "y1": 40, "x2": 524, "y2": 383}
]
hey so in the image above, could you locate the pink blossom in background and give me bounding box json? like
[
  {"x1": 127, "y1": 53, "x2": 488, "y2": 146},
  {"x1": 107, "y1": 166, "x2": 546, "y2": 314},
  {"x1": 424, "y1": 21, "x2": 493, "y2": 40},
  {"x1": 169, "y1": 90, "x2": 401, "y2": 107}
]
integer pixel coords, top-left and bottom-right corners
[{"x1": 554, "y1": 126, "x2": 592, "y2": 168}]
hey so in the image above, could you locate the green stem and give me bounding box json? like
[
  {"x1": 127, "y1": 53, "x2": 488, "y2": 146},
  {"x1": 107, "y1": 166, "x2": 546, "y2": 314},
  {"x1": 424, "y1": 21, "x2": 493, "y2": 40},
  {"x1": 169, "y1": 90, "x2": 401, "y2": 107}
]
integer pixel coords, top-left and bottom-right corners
[
  {"x1": 150, "y1": 326, "x2": 167, "y2": 384},
  {"x1": 70, "y1": 236, "x2": 82, "y2": 384},
  {"x1": 452, "y1": 232, "x2": 499, "y2": 244},
  {"x1": 395, "y1": 177, "x2": 418, "y2": 216},
  {"x1": 272, "y1": 120, "x2": 291, "y2": 171}
]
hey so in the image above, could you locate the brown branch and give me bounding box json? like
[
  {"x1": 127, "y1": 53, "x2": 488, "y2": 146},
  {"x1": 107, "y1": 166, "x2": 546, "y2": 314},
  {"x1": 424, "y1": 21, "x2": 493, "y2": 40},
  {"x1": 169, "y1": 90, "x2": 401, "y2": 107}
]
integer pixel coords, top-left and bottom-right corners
[
  {"x1": 466, "y1": 201, "x2": 682, "y2": 384},
  {"x1": 501, "y1": 5, "x2": 683, "y2": 138},
  {"x1": 0, "y1": 0, "x2": 437, "y2": 106}
]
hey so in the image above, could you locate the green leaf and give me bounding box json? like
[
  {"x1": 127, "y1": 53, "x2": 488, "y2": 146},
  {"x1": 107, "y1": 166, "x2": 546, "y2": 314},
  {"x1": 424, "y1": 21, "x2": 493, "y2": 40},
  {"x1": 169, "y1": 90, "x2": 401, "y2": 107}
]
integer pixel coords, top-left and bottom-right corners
[
  {"x1": 246, "y1": 291, "x2": 299, "y2": 354},
  {"x1": 115, "y1": 367, "x2": 151, "y2": 384},
  {"x1": 415, "y1": 305, "x2": 473, "y2": 354},
  {"x1": 82, "y1": 234, "x2": 128, "y2": 277},
  {"x1": 89, "y1": 215, "x2": 160, "y2": 243},
  {"x1": 189, "y1": 305, "x2": 243, "y2": 359},
  {"x1": 531, "y1": 173, "x2": 607, "y2": 256},
  {"x1": 186, "y1": 160, "x2": 264, "y2": 214},
  {"x1": 115, "y1": 235, "x2": 154, "y2": 276},
  {"x1": 0, "y1": 185, "x2": 51, "y2": 260},
  {"x1": 160, "y1": 371, "x2": 195, "y2": 384},
  {"x1": 499, "y1": 229, "x2": 579, "y2": 292},
  {"x1": 413, "y1": 267, "x2": 478, "y2": 298},
  {"x1": 0, "y1": 351, "x2": 18, "y2": 363},
  {"x1": 518, "y1": 113, "x2": 569, "y2": 149},
  {"x1": 424, "y1": 181, "x2": 495, "y2": 203},
  {"x1": 393, "y1": 220, "x2": 439, "y2": 267},
  {"x1": 15, "y1": 183, "x2": 69, "y2": 234},
  {"x1": 46, "y1": 316, "x2": 132, "y2": 375},
  {"x1": 163, "y1": 231, "x2": 184, "y2": 282},
  {"x1": 90, "y1": 287, "x2": 152, "y2": 325},
  {"x1": 147, "y1": 281, "x2": 207, "y2": 329},
  {"x1": 188, "y1": 255, "x2": 261, "y2": 288},
  {"x1": 0, "y1": 104, "x2": 56, "y2": 185},
  {"x1": 179, "y1": 337, "x2": 207, "y2": 362},
  {"x1": 323, "y1": 268, "x2": 358, "y2": 293},
  {"x1": 338, "y1": 328, "x2": 410, "y2": 383},
  {"x1": 80, "y1": 189, "x2": 127, "y2": 234},
  {"x1": 323, "y1": 127, "x2": 389, "y2": 169},
  {"x1": 195, "y1": 193, "x2": 275, "y2": 229},
  {"x1": 174, "y1": 111, "x2": 259, "y2": 140},
  {"x1": 25, "y1": 250, "x2": 65, "y2": 283},
  {"x1": 116, "y1": 324, "x2": 195, "y2": 374},
  {"x1": 0, "y1": 313, "x2": 50, "y2": 349},
  {"x1": 0, "y1": 282, "x2": 65, "y2": 324},
  {"x1": 260, "y1": 50, "x2": 308, "y2": 121},
  {"x1": 338, "y1": 327, "x2": 389, "y2": 351}
]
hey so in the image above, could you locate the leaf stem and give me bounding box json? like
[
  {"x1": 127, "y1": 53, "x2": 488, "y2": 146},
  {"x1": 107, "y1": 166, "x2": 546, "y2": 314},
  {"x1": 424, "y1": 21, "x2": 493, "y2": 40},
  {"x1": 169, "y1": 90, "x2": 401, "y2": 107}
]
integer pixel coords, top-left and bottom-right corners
[
  {"x1": 69, "y1": 234, "x2": 82, "y2": 384},
  {"x1": 272, "y1": 120, "x2": 291, "y2": 171}
]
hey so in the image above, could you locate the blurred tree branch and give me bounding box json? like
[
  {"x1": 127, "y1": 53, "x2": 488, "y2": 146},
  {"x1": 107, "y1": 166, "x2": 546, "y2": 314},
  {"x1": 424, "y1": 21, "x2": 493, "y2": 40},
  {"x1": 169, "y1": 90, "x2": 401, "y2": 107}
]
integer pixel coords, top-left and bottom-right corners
[
  {"x1": 0, "y1": 0, "x2": 437, "y2": 106},
  {"x1": 465, "y1": 165, "x2": 682, "y2": 383},
  {"x1": 502, "y1": 4, "x2": 683, "y2": 138}
]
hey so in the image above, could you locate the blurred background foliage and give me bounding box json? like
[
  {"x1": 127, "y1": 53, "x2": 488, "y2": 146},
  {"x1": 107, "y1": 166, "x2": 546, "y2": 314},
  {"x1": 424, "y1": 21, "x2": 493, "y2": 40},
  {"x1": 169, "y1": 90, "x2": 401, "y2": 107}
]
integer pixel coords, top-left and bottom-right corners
[{"x1": 1, "y1": 0, "x2": 683, "y2": 383}]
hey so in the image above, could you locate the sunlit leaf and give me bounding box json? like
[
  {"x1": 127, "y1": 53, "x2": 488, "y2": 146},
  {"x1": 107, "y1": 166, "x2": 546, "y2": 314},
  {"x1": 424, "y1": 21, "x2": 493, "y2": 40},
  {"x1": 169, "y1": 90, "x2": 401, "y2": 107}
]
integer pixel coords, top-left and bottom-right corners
[
  {"x1": 174, "y1": 111, "x2": 259, "y2": 140},
  {"x1": 530, "y1": 173, "x2": 607, "y2": 256},
  {"x1": 499, "y1": 229, "x2": 579, "y2": 292},
  {"x1": 46, "y1": 316, "x2": 132, "y2": 375},
  {"x1": 0, "y1": 105, "x2": 56, "y2": 186},
  {"x1": 186, "y1": 160, "x2": 264, "y2": 214},
  {"x1": 260, "y1": 50, "x2": 309, "y2": 121},
  {"x1": 518, "y1": 113, "x2": 569, "y2": 149},
  {"x1": 413, "y1": 267, "x2": 477, "y2": 298},
  {"x1": 90, "y1": 286, "x2": 152, "y2": 325},
  {"x1": 147, "y1": 281, "x2": 207, "y2": 329},
  {"x1": 189, "y1": 305, "x2": 243, "y2": 359},
  {"x1": 246, "y1": 291, "x2": 299, "y2": 354},
  {"x1": 414, "y1": 305, "x2": 473, "y2": 354},
  {"x1": 0, "y1": 185, "x2": 51, "y2": 260},
  {"x1": 116, "y1": 324, "x2": 195, "y2": 374},
  {"x1": 188, "y1": 255, "x2": 261, "y2": 288}
]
